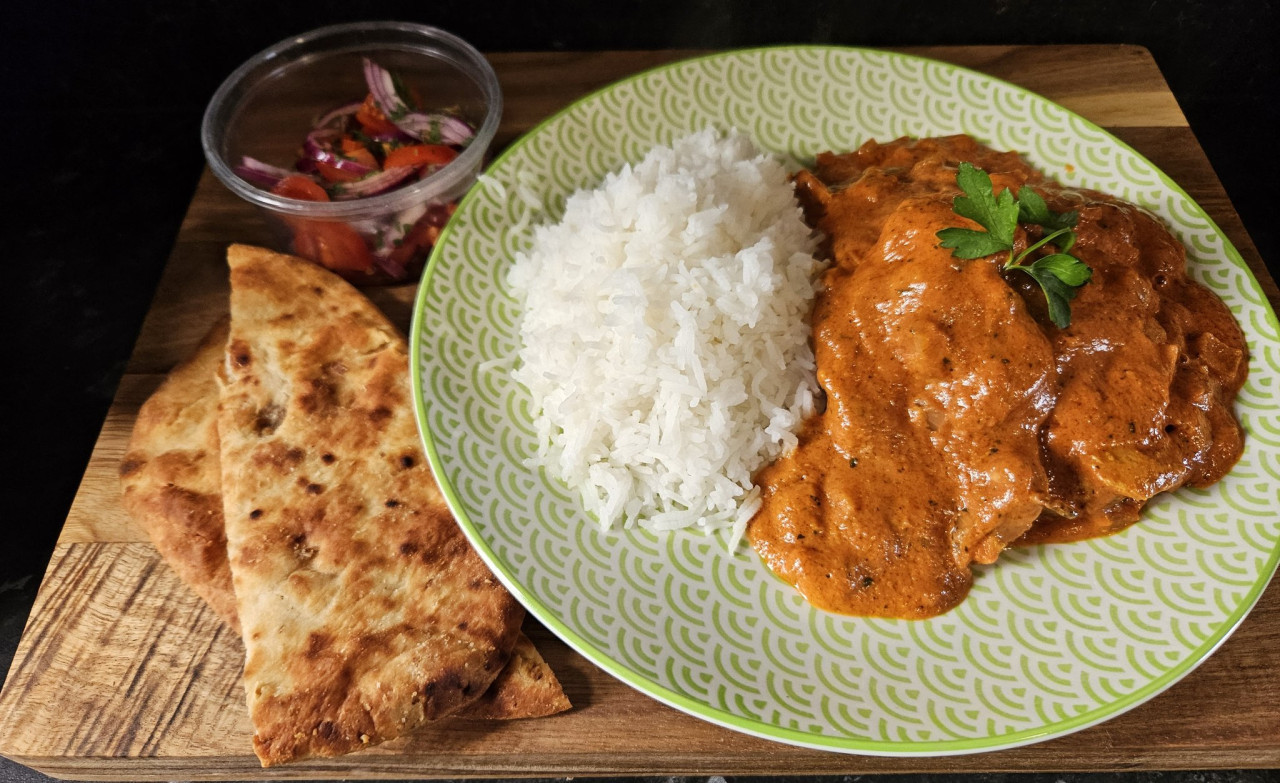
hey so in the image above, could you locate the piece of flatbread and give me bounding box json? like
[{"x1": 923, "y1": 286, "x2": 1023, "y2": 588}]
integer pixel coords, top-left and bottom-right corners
[
  {"x1": 120, "y1": 317, "x2": 240, "y2": 631},
  {"x1": 458, "y1": 633, "x2": 572, "y2": 720},
  {"x1": 218, "y1": 244, "x2": 527, "y2": 766},
  {"x1": 119, "y1": 317, "x2": 569, "y2": 738}
]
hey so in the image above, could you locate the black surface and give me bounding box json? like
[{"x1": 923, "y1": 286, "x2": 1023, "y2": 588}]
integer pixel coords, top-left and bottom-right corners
[{"x1": 1, "y1": 1, "x2": 1275, "y2": 781}]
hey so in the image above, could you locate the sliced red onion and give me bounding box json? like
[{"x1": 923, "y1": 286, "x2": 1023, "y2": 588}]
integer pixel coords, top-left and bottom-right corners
[
  {"x1": 363, "y1": 57, "x2": 410, "y2": 118},
  {"x1": 368, "y1": 129, "x2": 416, "y2": 145},
  {"x1": 362, "y1": 57, "x2": 475, "y2": 145},
  {"x1": 314, "y1": 100, "x2": 363, "y2": 129},
  {"x1": 394, "y1": 112, "x2": 475, "y2": 146},
  {"x1": 312, "y1": 149, "x2": 378, "y2": 177},
  {"x1": 329, "y1": 166, "x2": 416, "y2": 200},
  {"x1": 302, "y1": 129, "x2": 378, "y2": 178},
  {"x1": 372, "y1": 249, "x2": 408, "y2": 279},
  {"x1": 301, "y1": 128, "x2": 341, "y2": 158},
  {"x1": 234, "y1": 156, "x2": 298, "y2": 189}
]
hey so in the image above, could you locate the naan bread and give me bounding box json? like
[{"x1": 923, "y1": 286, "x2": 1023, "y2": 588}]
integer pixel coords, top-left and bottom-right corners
[
  {"x1": 118, "y1": 314, "x2": 569, "y2": 738},
  {"x1": 457, "y1": 633, "x2": 571, "y2": 720},
  {"x1": 120, "y1": 318, "x2": 240, "y2": 631},
  {"x1": 218, "y1": 244, "x2": 526, "y2": 765}
]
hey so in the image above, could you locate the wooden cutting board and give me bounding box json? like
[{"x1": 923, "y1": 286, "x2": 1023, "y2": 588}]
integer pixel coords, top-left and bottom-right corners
[{"x1": 1, "y1": 46, "x2": 1277, "y2": 780}]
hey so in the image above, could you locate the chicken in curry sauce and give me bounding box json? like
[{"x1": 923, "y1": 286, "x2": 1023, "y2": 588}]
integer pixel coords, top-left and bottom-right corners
[{"x1": 747, "y1": 135, "x2": 1247, "y2": 619}]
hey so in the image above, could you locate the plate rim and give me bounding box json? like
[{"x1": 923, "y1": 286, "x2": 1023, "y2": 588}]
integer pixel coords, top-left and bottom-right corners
[{"x1": 409, "y1": 44, "x2": 1280, "y2": 756}]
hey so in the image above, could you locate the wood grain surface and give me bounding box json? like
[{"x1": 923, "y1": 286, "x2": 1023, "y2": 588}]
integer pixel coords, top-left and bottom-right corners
[{"x1": 1, "y1": 46, "x2": 1276, "y2": 780}]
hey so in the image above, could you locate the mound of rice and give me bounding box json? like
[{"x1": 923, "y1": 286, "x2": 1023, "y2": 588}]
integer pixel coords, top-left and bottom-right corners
[{"x1": 508, "y1": 128, "x2": 824, "y2": 545}]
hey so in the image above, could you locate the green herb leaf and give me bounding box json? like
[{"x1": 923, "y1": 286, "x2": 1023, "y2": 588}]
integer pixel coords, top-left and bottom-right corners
[
  {"x1": 1031, "y1": 253, "x2": 1093, "y2": 287},
  {"x1": 936, "y1": 227, "x2": 1014, "y2": 259},
  {"x1": 935, "y1": 163, "x2": 1093, "y2": 328},
  {"x1": 1016, "y1": 186, "x2": 1078, "y2": 233},
  {"x1": 952, "y1": 162, "x2": 1019, "y2": 247},
  {"x1": 389, "y1": 71, "x2": 416, "y2": 113},
  {"x1": 1024, "y1": 264, "x2": 1082, "y2": 328}
]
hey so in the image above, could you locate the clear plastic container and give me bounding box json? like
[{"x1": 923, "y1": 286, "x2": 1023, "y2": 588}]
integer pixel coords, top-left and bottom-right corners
[{"x1": 201, "y1": 21, "x2": 501, "y2": 284}]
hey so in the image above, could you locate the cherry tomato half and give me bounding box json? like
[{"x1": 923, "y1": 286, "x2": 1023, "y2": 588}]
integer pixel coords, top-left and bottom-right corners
[
  {"x1": 271, "y1": 175, "x2": 329, "y2": 202},
  {"x1": 383, "y1": 144, "x2": 459, "y2": 170},
  {"x1": 355, "y1": 93, "x2": 400, "y2": 136},
  {"x1": 290, "y1": 219, "x2": 375, "y2": 274},
  {"x1": 387, "y1": 203, "x2": 457, "y2": 268}
]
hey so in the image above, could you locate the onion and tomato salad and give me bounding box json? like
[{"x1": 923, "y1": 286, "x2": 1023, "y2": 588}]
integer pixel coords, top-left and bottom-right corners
[{"x1": 233, "y1": 58, "x2": 475, "y2": 282}]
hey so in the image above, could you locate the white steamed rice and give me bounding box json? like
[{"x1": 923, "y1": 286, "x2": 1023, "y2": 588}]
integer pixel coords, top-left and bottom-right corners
[{"x1": 507, "y1": 128, "x2": 823, "y2": 545}]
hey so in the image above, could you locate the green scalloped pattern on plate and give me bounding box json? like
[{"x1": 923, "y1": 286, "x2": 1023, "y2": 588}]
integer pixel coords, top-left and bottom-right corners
[{"x1": 410, "y1": 47, "x2": 1280, "y2": 755}]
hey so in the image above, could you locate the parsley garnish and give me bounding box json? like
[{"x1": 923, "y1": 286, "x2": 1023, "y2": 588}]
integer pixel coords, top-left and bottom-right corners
[
  {"x1": 936, "y1": 162, "x2": 1092, "y2": 328},
  {"x1": 388, "y1": 71, "x2": 416, "y2": 119}
]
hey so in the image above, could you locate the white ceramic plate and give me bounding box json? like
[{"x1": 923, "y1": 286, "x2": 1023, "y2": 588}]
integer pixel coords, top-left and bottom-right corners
[{"x1": 410, "y1": 47, "x2": 1280, "y2": 755}]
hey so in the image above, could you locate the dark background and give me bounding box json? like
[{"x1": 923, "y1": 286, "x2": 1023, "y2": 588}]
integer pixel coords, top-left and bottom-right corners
[{"x1": 1, "y1": 1, "x2": 1275, "y2": 780}]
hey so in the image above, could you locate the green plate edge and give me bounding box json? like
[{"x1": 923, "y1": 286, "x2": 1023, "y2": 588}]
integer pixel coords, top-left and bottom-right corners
[{"x1": 408, "y1": 44, "x2": 1280, "y2": 756}]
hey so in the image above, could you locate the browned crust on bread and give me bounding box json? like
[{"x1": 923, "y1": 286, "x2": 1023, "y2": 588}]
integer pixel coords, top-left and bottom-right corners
[
  {"x1": 455, "y1": 633, "x2": 571, "y2": 720},
  {"x1": 120, "y1": 317, "x2": 240, "y2": 631},
  {"x1": 219, "y1": 245, "x2": 526, "y2": 766}
]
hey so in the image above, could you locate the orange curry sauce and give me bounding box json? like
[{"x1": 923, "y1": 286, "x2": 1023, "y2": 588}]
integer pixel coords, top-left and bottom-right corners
[{"x1": 747, "y1": 136, "x2": 1247, "y2": 619}]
